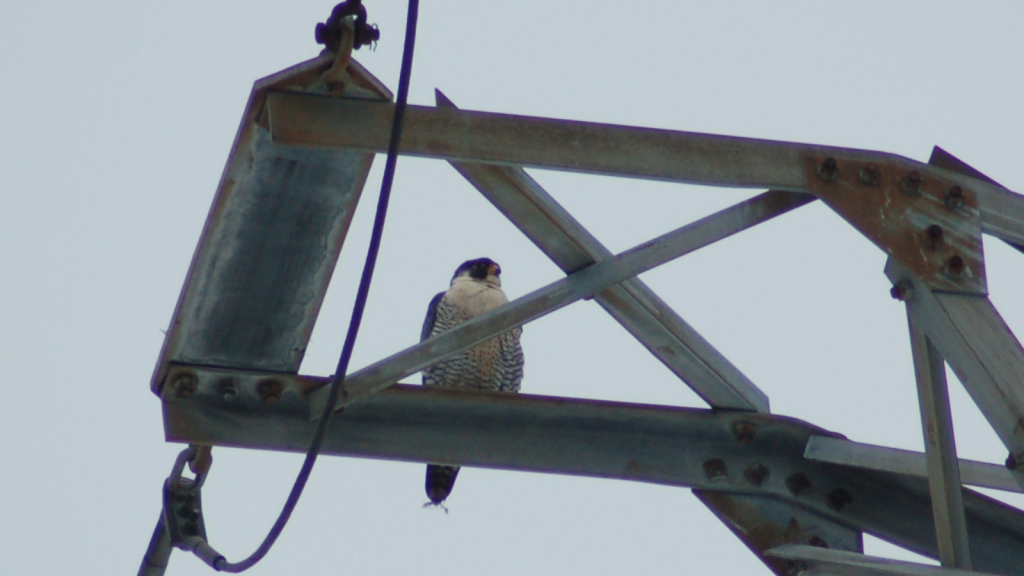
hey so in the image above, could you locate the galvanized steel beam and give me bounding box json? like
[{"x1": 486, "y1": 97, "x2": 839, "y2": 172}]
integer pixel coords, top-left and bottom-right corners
[
  {"x1": 886, "y1": 259, "x2": 1024, "y2": 463},
  {"x1": 150, "y1": 58, "x2": 391, "y2": 395},
  {"x1": 163, "y1": 364, "x2": 1024, "y2": 574},
  {"x1": 804, "y1": 436, "x2": 1023, "y2": 494},
  {"x1": 264, "y1": 92, "x2": 1024, "y2": 250},
  {"x1": 696, "y1": 491, "x2": 863, "y2": 576},
  {"x1": 435, "y1": 89, "x2": 774, "y2": 413},
  {"x1": 308, "y1": 190, "x2": 809, "y2": 415},
  {"x1": 907, "y1": 307, "x2": 971, "y2": 568},
  {"x1": 767, "y1": 545, "x2": 997, "y2": 576}
]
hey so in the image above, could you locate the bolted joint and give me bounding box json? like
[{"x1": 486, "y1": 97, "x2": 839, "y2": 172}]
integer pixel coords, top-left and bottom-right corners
[
  {"x1": 171, "y1": 373, "x2": 198, "y2": 399},
  {"x1": 944, "y1": 255, "x2": 966, "y2": 279},
  {"x1": 702, "y1": 459, "x2": 729, "y2": 482},
  {"x1": 925, "y1": 224, "x2": 944, "y2": 250},
  {"x1": 944, "y1": 185, "x2": 965, "y2": 209},
  {"x1": 817, "y1": 157, "x2": 839, "y2": 182},
  {"x1": 257, "y1": 379, "x2": 285, "y2": 405},
  {"x1": 900, "y1": 170, "x2": 923, "y2": 196},
  {"x1": 858, "y1": 163, "x2": 881, "y2": 186},
  {"x1": 315, "y1": 1, "x2": 380, "y2": 52},
  {"x1": 732, "y1": 421, "x2": 757, "y2": 444},
  {"x1": 889, "y1": 280, "x2": 913, "y2": 301}
]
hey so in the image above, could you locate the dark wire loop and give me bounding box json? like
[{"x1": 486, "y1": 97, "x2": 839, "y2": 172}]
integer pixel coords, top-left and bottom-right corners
[{"x1": 201, "y1": 1, "x2": 421, "y2": 572}]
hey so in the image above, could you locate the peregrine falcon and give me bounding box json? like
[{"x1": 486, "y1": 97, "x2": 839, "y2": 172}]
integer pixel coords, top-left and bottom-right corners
[{"x1": 422, "y1": 258, "x2": 524, "y2": 506}]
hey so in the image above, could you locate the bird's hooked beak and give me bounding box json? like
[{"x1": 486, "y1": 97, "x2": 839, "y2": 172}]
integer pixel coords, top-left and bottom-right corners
[{"x1": 488, "y1": 263, "x2": 501, "y2": 277}]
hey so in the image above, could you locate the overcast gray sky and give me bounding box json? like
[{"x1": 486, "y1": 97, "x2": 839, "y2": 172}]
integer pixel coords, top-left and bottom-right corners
[{"x1": 3, "y1": 1, "x2": 1024, "y2": 574}]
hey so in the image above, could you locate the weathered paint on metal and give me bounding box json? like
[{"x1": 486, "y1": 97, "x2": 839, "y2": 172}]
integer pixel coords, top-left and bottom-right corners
[
  {"x1": 696, "y1": 491, "x2": 862, "y2": 576},
  {"x1": 907, "y1": 307, "x2": 972, "y2": 568},
  {"x1": 150, "y1": 57, "x2": 391, "y2": 395},
  {"x1": 805, "y1": 155, "x2": 986, "y2": 294},
  {"x1": 162, "y1": 363, "x2": 1024, "y2": 574},
  {"x1": 886, "y1": 259, "x2": 1024, "y2": 464}
]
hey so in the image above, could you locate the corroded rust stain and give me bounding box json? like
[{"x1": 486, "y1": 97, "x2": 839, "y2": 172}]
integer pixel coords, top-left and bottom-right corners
[{"x1": 804, "y1": 155, "x2": 986, "y2": 294}]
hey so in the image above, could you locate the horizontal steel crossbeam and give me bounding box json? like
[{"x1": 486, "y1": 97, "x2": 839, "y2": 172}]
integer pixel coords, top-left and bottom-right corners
[
  {"x1": 264, "y1": 92, "x2": 1024, "y2": 247},
  {"x1": 163, "y1": 364, "x2": 1024, "y2": 574}
]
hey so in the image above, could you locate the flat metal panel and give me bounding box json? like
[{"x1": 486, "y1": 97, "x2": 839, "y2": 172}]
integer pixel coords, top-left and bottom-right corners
[{"x1": 151, "y1": 57, "x2": 390, "y2": 394}]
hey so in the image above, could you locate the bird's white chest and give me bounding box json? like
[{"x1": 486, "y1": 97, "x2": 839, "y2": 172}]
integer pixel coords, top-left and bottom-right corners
[{"x1": 443, "y1": 280, "x2": 509, "y2": 320}]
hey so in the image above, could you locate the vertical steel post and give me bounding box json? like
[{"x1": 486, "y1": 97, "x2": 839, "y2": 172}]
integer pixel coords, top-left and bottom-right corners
[{"x1": 907, "y1": 305, "x2": 972, "y2": 569}]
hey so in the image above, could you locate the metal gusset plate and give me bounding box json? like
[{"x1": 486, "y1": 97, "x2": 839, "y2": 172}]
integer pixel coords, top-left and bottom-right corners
[
  {"x1": 696, "y1": 491, "x2": 863, "y2": 576},
  {"x1": 161, "y1": 363, "x2": 1024, "y2": 575},
  {"x1": 804, "y1": 155, "x2": 986, "y2": 294},
  {"x1": 150, "y1": 56, "x2": 391, "y2": 395}
]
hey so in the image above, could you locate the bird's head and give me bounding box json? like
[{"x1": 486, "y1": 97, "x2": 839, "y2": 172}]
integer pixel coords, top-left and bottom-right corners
[{"x1": 451, "y1": 257, "x2": 502, "y2": 287}]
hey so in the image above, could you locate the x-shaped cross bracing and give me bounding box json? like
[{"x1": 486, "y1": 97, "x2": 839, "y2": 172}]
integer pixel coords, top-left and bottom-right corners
[{"x1": 156, "y1": 54, "x2": 1024, "y2": 575}]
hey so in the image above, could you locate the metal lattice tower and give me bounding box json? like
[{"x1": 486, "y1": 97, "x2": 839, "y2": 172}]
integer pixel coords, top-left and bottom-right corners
[{"x1": 147, "y1": 38, "x2": 1024, "y2": 576}]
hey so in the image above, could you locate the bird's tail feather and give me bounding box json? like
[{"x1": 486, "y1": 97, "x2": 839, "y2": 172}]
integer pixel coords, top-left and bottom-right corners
[{"x1": 425, "y1": 464, "x2": 460, "y2": 507}]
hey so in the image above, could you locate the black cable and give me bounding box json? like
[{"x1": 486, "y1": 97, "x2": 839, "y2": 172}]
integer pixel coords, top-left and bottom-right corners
[{"x1": 212, "y1": 1, "x2": 420, "y2": 571}]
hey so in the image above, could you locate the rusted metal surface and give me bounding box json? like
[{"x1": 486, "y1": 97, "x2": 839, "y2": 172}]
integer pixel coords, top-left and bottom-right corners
[
  {"x1": 696, "y1": 491, "x2": 862, "y2": 576},
  {"x1": 805, "y1": 155, "x2": 986, "y2": 294},
  {"x1": 150, "y1": 57, "x2": 390, "y2": 395},
  {"x1": 163, "y1": 362, "x2": 1024, "y2": 573},
  {"x1": 929, "y1": 146, "x2": 1024, "y2": 254}
]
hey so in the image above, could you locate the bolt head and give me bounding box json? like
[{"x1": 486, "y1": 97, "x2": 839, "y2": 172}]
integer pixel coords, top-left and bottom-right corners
[
  {"x1": 858, "y1": 164, "x2": 880, "y2": 186},
  {"x1": 171, "y1": 374, "x2": 198, "y2": 398},
  {"x1": 817, "y1": 157, "x2": 839, "y2": 181},
  {"x1": 901, "y1": 170, "x2": 923, "y2": 195},
  {"x1": 944, "y1": 185, "x2": 965, "y2": 209}
]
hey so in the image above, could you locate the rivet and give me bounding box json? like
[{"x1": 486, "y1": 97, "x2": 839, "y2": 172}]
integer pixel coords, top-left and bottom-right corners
[
  {"x1": 171, "y1": 373, "x2": 198, "y2": 399},
  {"x1": 785, "y1": 472, "x2": 812, "y2": 496},
  {"x1": 702, "y1": 459, "x2": 729, "y2": 482},
  {"x1": 733, "y1": 421, "x2": 757, "y2": 444},
  {"x1": 890, "y1": 280, "x2": 912, "y2": 301},
  {"x1": 925, "y1": 224, "x2": 944, "y2": 250},
  {"x1": 944, "y1": 185, "x2": 964, "y2": 209},
  {"x1": 744, "y1": 462, "x2": 770, "y2": 486},
  {"x1": 217, "y1": 377, "x2": 238, "y2": 401},
  {"x1": 258, "y1": 379, "x2": 284, "y2": 405},
  {"x1": 817, "y1": 157, "x2": 839, "y2": 182},
  {"x1": 901, "y1": 170, "x2": 923, "y2": 195},
  {"x1": 826, "y1": 487, "x2": 853, "y2": 511},
  {"x1": 858, "y1": 164, "x2": 880, "y2": 186},
  {"x1": 944, "y1": 255, "x2": 965, "y2": 279}
]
